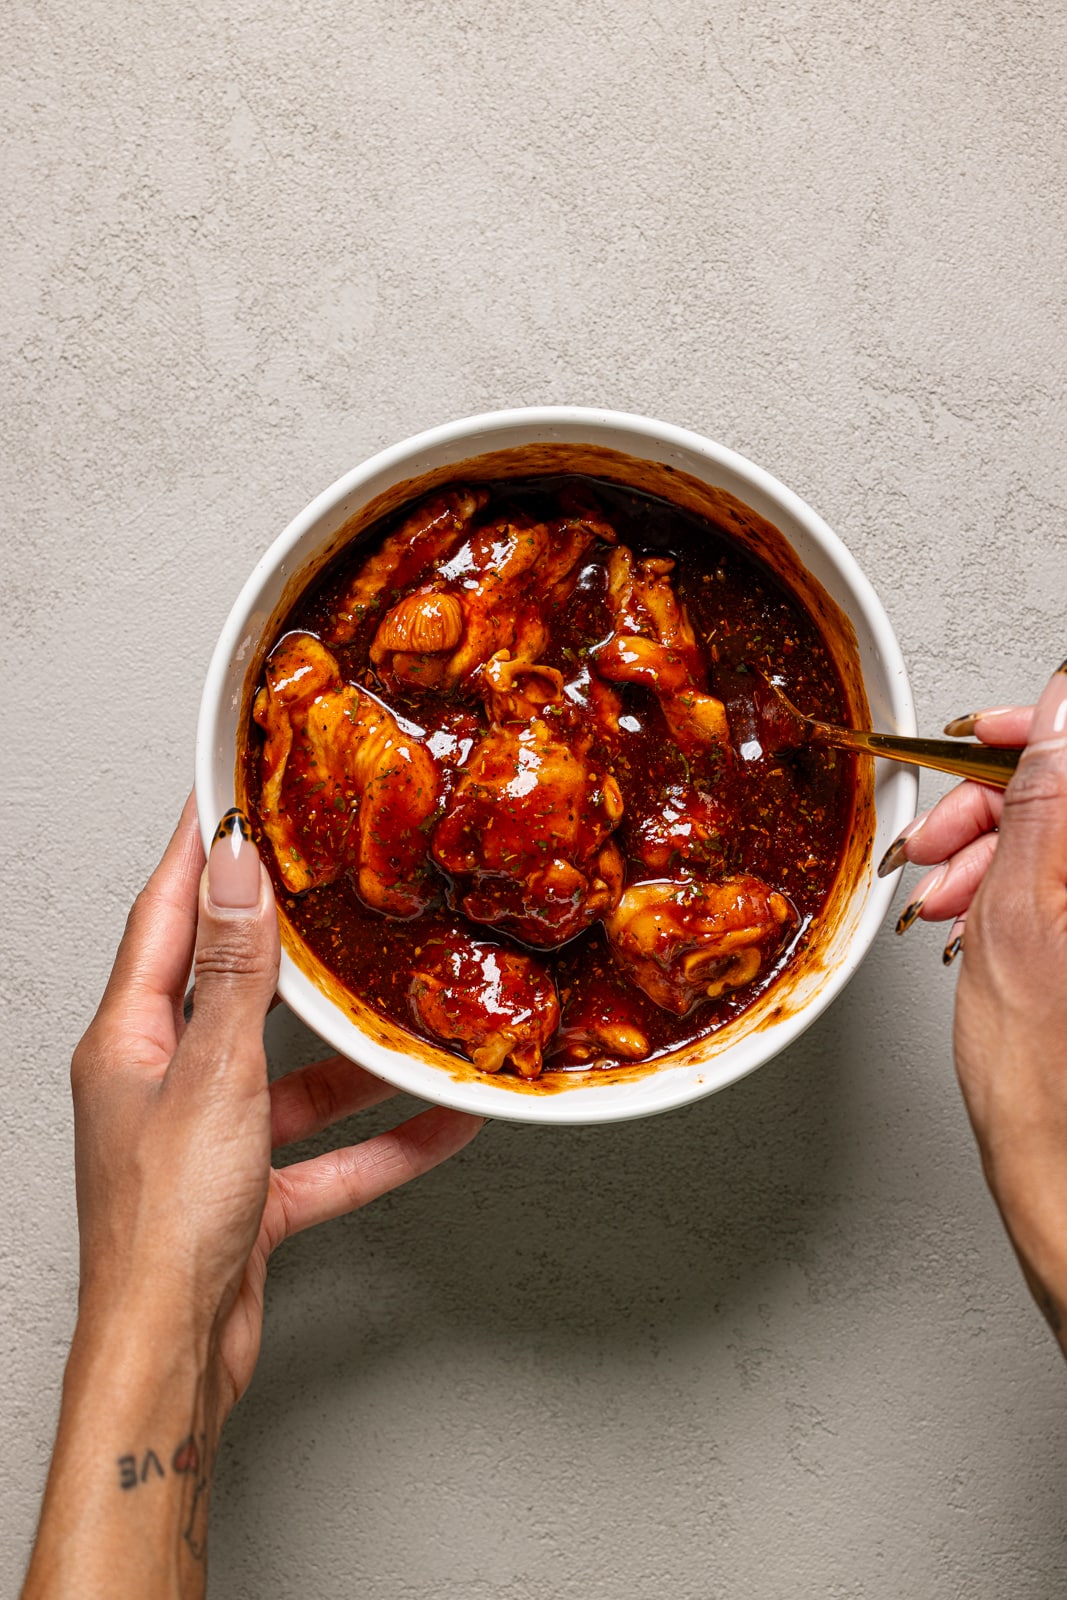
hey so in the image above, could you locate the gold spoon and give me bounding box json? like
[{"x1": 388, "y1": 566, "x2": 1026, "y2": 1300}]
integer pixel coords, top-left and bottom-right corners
[{"x1": 753, "y1": 673, "x2": 1021, "y2": 789}]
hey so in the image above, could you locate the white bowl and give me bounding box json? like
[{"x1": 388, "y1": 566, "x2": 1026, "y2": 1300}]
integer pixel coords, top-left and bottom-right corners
[{"x1": 196, "y1": 407, "x2": 916, "y2": 1125}]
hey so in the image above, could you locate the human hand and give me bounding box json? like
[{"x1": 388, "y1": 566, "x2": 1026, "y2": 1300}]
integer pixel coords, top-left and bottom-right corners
[
  {"x1": 24, "y1": 795, "x2": 482, "y2": 1598},
  {"x1": 948, "y1": 663, "x2": 1067, "y2": 1347},
  {"x1": 877, "y1": 704, "x2": 1033, "y2": 960},
  {"x1": 73, "y1": 791, "x2": 482, "y2": 1416}
]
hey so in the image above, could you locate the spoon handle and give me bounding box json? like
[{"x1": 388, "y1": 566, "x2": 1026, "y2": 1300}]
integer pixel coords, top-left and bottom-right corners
[{"x1": 811, "y1": 725, "x2": 1021, "y2": 788}]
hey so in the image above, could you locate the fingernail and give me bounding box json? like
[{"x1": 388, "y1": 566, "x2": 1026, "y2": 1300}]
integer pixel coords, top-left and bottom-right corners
[
  {"x1": 1028, "y1": 661, "x2": 1067, "y2": 743},
  {"x1": 943, "y1": 708, "x2": 1016, "y2": 737},
  {"x1": 942, "y1": 918, "x2": 966, "y2": 966},
  {"x1": 895, "y1": 862, "x2": 948, "y2": 934},
  {"x1": 895, "y1": 897, "x2": 925, "y2": 935},
  {"x1": 208, "y1": 809, "x2": 261, "y2": 908},
  {"x1": 877, "y1": 812, "x2": 929, "y2": 878}
]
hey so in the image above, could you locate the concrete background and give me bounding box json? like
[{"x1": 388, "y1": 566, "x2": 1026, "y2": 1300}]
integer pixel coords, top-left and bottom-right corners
[{"x1": 4, "y1": 1, "x2": 1066, "y2": 1594}]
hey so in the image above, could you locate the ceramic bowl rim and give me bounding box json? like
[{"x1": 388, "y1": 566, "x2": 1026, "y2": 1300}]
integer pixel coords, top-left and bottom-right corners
[{"x1": 195, "y1": 405, "x2": 918, "y2": 1125}]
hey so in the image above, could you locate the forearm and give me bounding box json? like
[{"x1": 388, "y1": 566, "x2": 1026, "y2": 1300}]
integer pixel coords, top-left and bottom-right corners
[
  {"x1": 980, "y1": 1127, "x2": 1067, "y2": 1356},
  {"x1": 22, "y1": 1296, "x2": 224, "y2": 1599}
]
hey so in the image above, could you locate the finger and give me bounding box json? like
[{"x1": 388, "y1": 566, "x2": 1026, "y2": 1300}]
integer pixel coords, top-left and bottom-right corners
[
  {"x1": 270, "y1": 1054, "x2": 399, "y2": 1150},
  {"x1": 173, "y1": 809, "x2": 280, "y2": 1091},
  {"x1": 879, "y1": 707, "x2": 1032, "y2": 878},
  {"x1": 895, "y1": 833, "x2": 999, "y2": 931},
  {"x1": 943, "y1": 706, "x2": 1034, "y2": 746},
  {"x1": 183, "y1": 982, "x2": 281, "y2": 1025},
  {"x1": 95, "y1": 792, "x2": 204, "y2": 1051},
  {"x1": 880, "y1": 783, "x2": 1004, "y2": 876},
  {"x1": 986, "y1": 663, "x2": 1067, "y2": 891},
  {"x1": 269, "y1": 1107, "x2": 484, "y2": 1242}
]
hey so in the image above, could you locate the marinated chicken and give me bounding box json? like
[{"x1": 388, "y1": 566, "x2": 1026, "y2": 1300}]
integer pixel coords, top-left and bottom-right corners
[
  {"x1": 367, "y1": 498, "x2": 614, "y2": 696},
  {"x1": 431, "y1": 653, "x2": 625, "y2": 946},
  {"x1": 410, "y1": 933, "x2": 560, "y2": 1078},
  {"x1": 593, "y1": 547, "x2": 731, "y2": 755},
  {"x1": 550, "y1": 983, "x2": 650, "y2": 1066},
  {"x1": 247, "y1": 476, "x2": 854, "y2": 1080},
  {"x1": 605, "y1": 874, "x2": 793, "y2": 1014},
  {"x1": 561, "y1": 660, "x2": 625, "y2": 741},
  {"x1": 325, "y1": 487, "x2": 489, "y2": 643},
  {"x1": 626, "y1": 780, "x2": 728, "y2": 874},
  {"x1": 253, "y1": 632, "x2": 439, "y2": 915}
]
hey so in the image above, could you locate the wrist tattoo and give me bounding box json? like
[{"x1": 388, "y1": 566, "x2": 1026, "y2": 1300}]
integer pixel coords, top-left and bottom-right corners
[
  {"x1": 115, "y1": 1422, "x2": 211, "y2": 1561},
  {"x1": 115, "y1": 1434, "x2": 203, "y2": 1492}
]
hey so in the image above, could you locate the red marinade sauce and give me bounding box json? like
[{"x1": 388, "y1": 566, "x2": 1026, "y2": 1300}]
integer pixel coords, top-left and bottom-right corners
[{"x1": 243, "y1": 476, "x2": 856, "y2": 1076}]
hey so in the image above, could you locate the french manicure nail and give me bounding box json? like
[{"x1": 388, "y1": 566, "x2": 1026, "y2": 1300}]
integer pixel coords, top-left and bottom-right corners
[
  {"x1": 942, "y1": 919, "x2": 965, "y2": 966},
  {"x1": 208, "y1": 809, "x2": 261, "y2": 908},
  {"x1": 877, "y1": 812, "x2": 929, "y2": 878}
]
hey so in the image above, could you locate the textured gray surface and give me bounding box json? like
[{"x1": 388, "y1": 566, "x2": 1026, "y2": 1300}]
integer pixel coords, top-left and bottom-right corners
[{"x1": 4, "y1": 1, "x2": 1067, "y2": 1594}]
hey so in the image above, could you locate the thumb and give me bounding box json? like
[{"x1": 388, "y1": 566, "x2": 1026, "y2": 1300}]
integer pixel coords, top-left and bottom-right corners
[
  {"x1": 185, "y1": 809, "x2": 280, "y2": 1069},
  {"x1": 989, "y1": 660, "x2": 1067, "y2": 891}
]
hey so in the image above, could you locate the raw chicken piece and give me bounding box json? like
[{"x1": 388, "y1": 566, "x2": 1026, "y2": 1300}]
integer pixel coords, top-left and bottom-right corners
[
  {"x1": 605, "y1": 874, "x2": 793, "y2": 1014},
  {"x1": 480, "y1": 653, "x2": 566, "y2": 724},
  {"x1": 626, "y1": 780, "x2": 729, "y2": 874},
  {"x1": 410, "y1": 933, "x2": 560, "y2": 1078},
  {"x1": 253, "y1": 632, "x2": 439, "y2": 916},
  {"x1": 432, "y1": 652, "x2": 625, "y2": 947},
  {"x1": 550, "y1": 982, "x2": 650, "y2": 1066},
  {"x1": 593, "y1": 547, "x2": 730, "y2": 755},
  {"x1": 325, "y1": 487, "x2": 488, "y2": 644},
  {"x1": 561, "y1": 660, "x2": 625, "y2": 741},
  {"x1": 370, "y1": 504, "x2": 614, "y2": 696}
]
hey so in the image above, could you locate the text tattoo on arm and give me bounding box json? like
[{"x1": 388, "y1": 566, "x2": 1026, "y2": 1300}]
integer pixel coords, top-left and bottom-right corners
[{"x1": 115, "y1": 1432, "x2": 210, "y2": 1561}]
